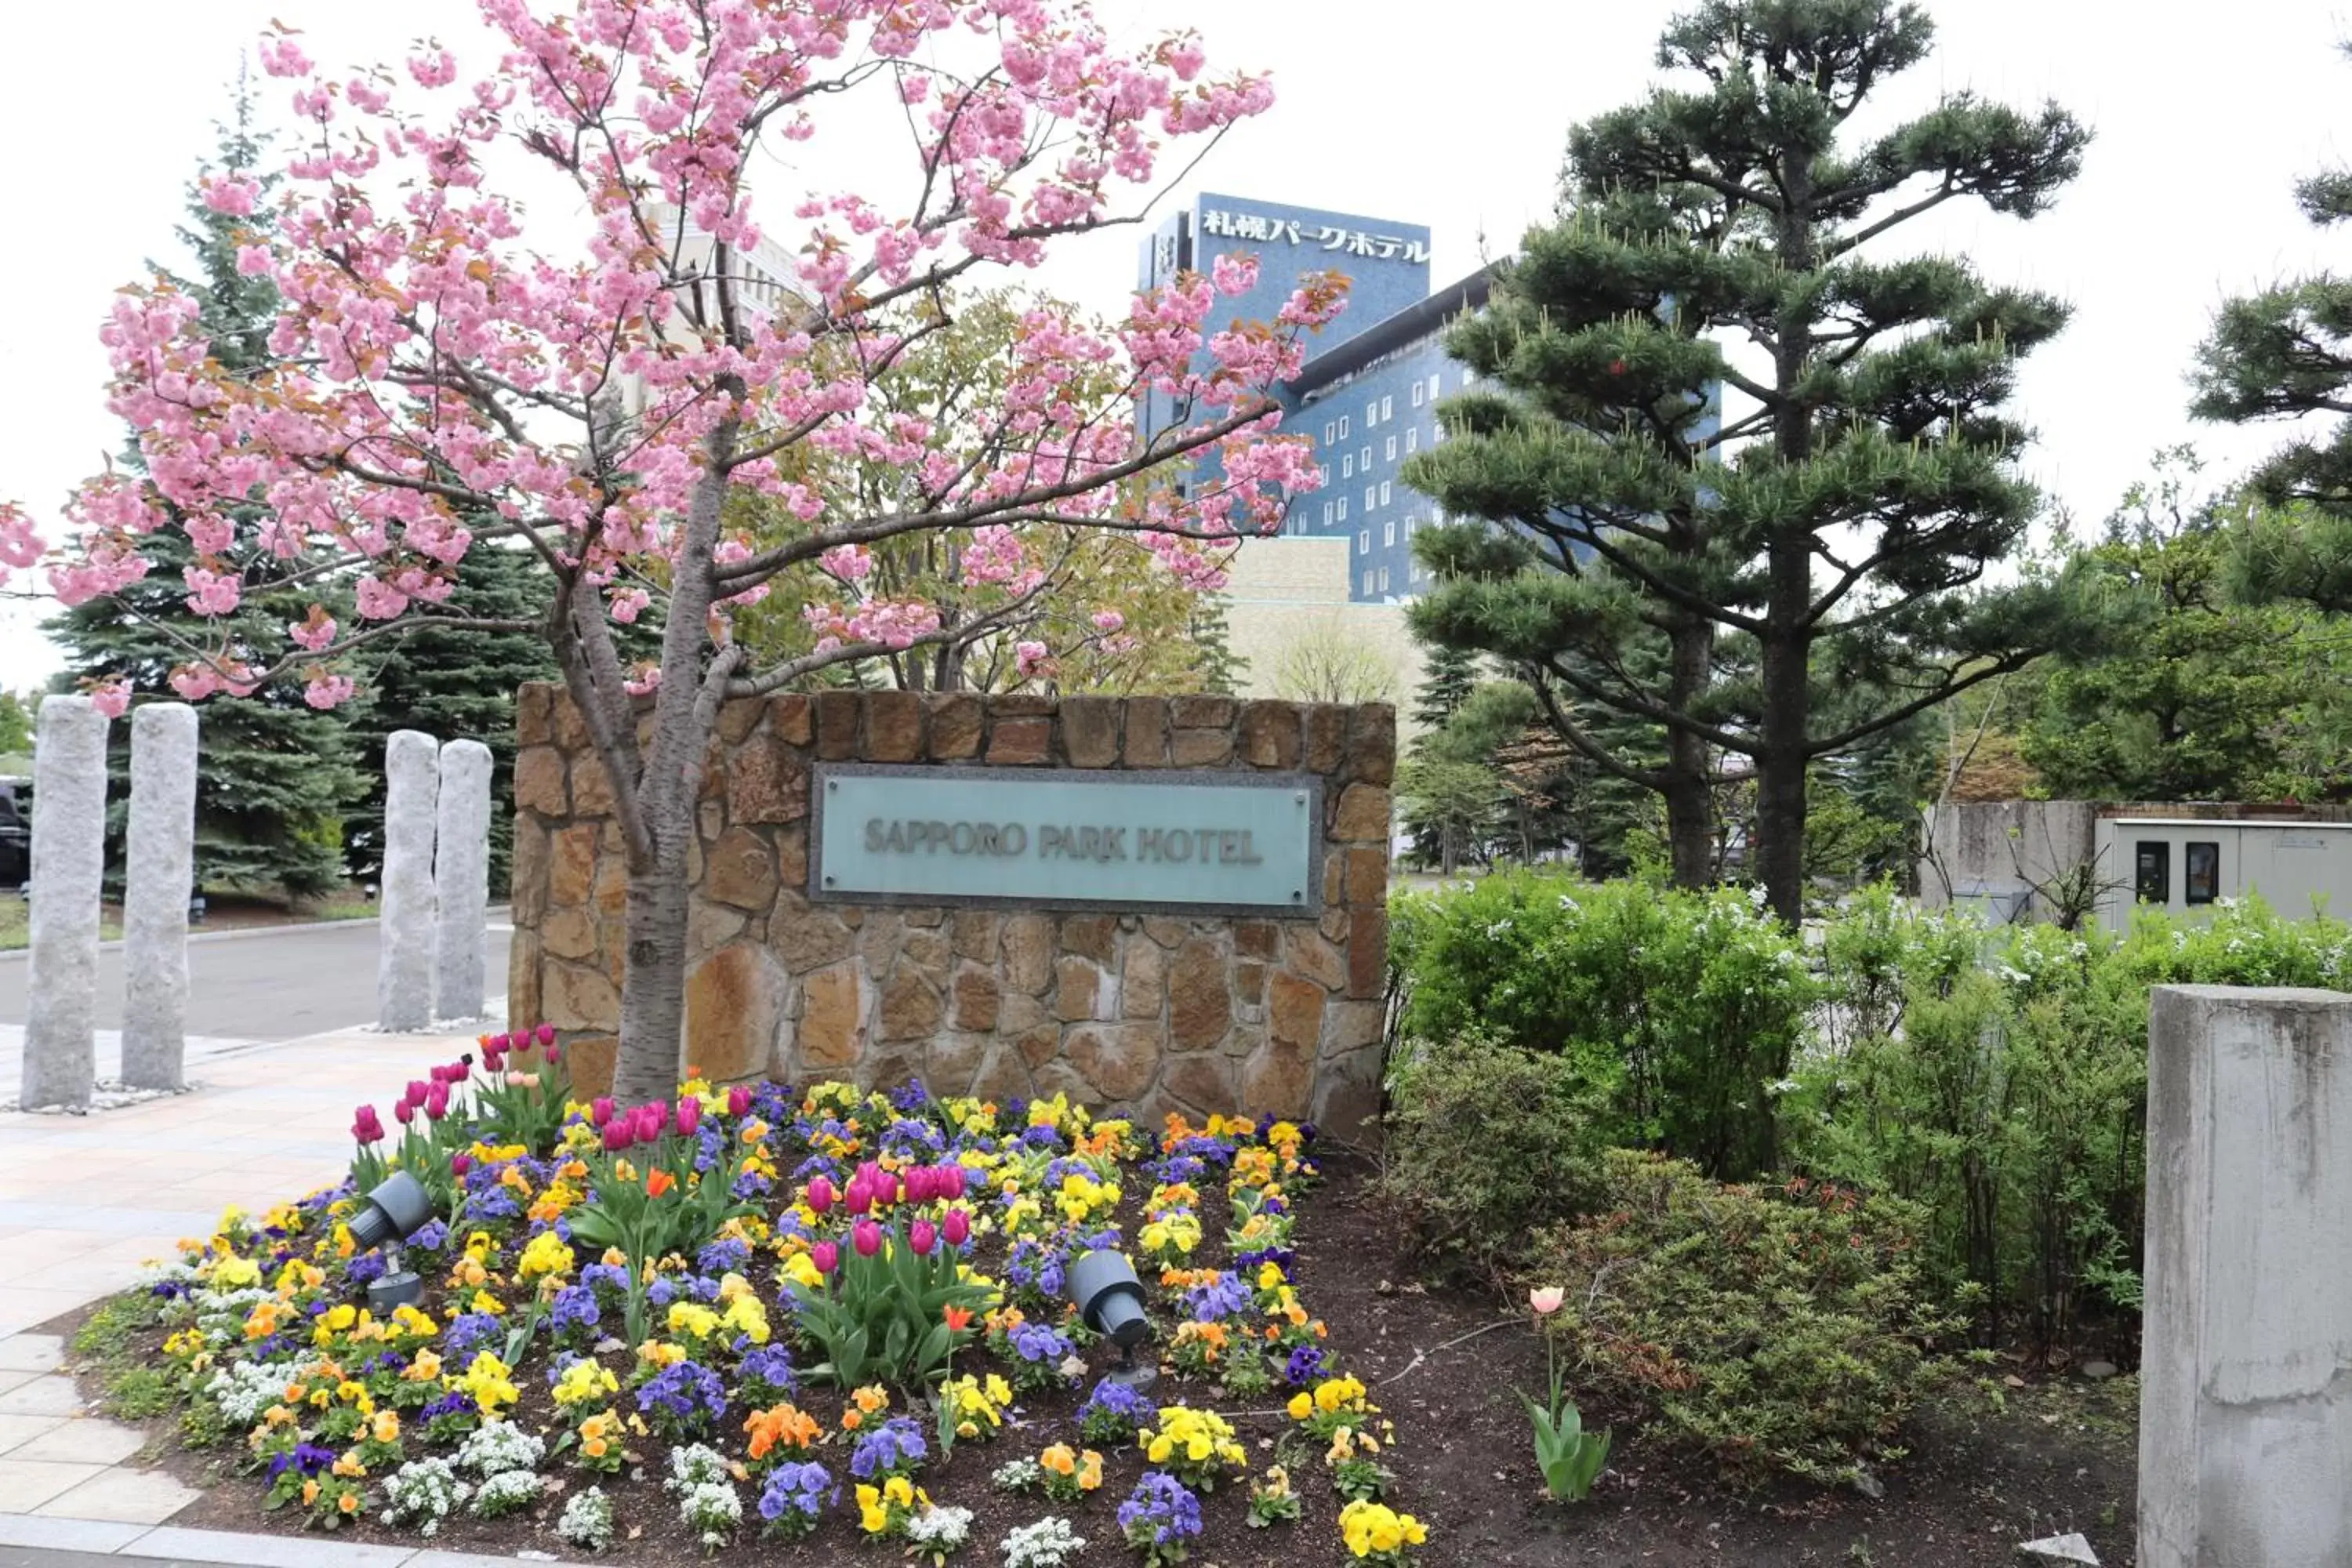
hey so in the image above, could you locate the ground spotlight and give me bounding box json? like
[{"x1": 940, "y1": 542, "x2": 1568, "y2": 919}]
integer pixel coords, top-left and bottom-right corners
[
  {"x1": 1066, "y1": 1247, "x2": 1154, "y2": 1390},
  {"x1": 350, "y1": 1171, "x2": 434, "y2": 1314}
]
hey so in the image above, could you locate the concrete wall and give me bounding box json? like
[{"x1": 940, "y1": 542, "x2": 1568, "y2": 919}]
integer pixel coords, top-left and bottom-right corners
[
  {"x1": 2141, "y1": 985, "x2": 2352, "y2": 1567},
  {"x1": 1220, "y1": 537, "x2": 1428, "y2": 735},
  {"x1": 508, "y1": 686, "x2": 1395, "y2": 1131},
  {"x1": 1917, "y1": 800, "x2": 2100, "y2": 921}
]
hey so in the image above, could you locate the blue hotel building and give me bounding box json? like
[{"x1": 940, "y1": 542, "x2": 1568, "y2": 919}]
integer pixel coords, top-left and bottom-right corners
[{"x1": 1137, "y1": 194, "x2": 1489, "y2": 604}]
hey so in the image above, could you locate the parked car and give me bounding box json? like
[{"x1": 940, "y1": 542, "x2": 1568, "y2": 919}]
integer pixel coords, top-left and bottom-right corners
[{"x1": 0, "y1": 776, "x2": 27, "y2": 891}]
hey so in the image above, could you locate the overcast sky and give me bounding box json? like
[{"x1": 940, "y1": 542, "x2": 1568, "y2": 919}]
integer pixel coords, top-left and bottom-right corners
[{"x1": 2, "y1": 0, "x2": 2347, "y2": 688}]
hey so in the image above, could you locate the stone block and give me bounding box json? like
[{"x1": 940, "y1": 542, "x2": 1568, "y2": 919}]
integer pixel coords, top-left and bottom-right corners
[
  {"x1": 122, "y1": 702, "x2": 198, "y2": 1090},
  {"x1": 1348, "y1": 705, "x2": 1397, "y2": 785},
  {"x1": 592, "y1": 854, "x2": 627, "y2": 916},
  {"x1": 972, "y1": 1043, "x2": 1036, "y2": 1105},
  {"x1": 1163, "y1": 1054, "x2": 1236, "y2": 1118},
  {"x1": 776, "y1": 826, "x2": 809, "y2": 891},
  {"x1": 1331, "y1": 784, "x2": 1392, "y2": 844},
  {"x1": 684, "y1": 943, "x2": 783, "y2": 1083},
  {"x1": 542, "y1": 907, "x2": 598, "y2": 961},
  {"x1": 1305, "y1": 705, "x2": 1347, "y2": 774},
  {"x1": 1142, "y1": 916, "x2": 1187, "y2": 949},
  {"x1": 687, "y1": 899, "x2": 746, "y2": 964},
  {"x1": 1170, "y1": 695, "x2": 1236, "y2": 731},
  {"x1": 563, "y1": 1033, "x2": 618, "y2": 1099},
  {"x1": 717, "y1": 697, "x2": 764, "y2": 745},
  {"x1": 543, "y1": 960, "x2": 621, "y2": 1032},
  {"x1": 987, "y1": 717, "x2": 1051, "y2": 765},
  {"x1": 815, "y1": 690, "x2": 862, "y2": 759},
  {"x1": 377, "y1": 729, "x2": 438, "y2": 1033},
  {"x1": 878, "y1": 968, "x2": 945, "y2": 1041},
  {"x1": 511, "y1": 817, "x2": 548, "y2": 925},
  {"x1": 1123, "y1": 698, "x2": 1170, "y2": 768},
  {"x1": 1348, "y1": 907, "x2": 1388, "y2": 999},
  {"x1": 797, "y1": 964, "x2": 866, "y2": 1071},
  {"x1": 433, "y1": 739, "x2": 495, "y2": 1022},
  {"x1": 507, "y1": 931, "x2": 542, "y2": 1028},
  {"x1": 867, "y1": 691, "x2": 923, "y2": 762},
  {"x1": 927, "y1": 1032, "x2": 989, "y2": 1097},
  {"x1": 1311, "y1": 1042, "x2": 1384, "y2": 1134},
  {"x1": 1068, "y1": 1024, "x2": 1159, "y2": 1102},
  {"x1": 551, "y1": 690, "x2": 591, "y2": 750},
  {"x1": 1061, "y1": 696, "x2": 1120, "y2": 768},
  {"x1": 991, "y1": 695, "x2": 1057, "y2": 718},
  {"x1": 1269, "y1": 971, "x2": 1326, "y2": 1051},
  {"x1": 1120, "y1": 941, "x2": 1167, "y2": 1020},
  {"x1": 1240, "y1": 1039, "x2": 1314, "y2": 1121},
  {"x1": 902, "y1": 927, "x2": 951, "y2": 981},
  {"x1": 1285, "y1": 930, "x2": 1345, "y2": 993},
  {"x1": 705, "y1": 826, "x2": 778, "y2": 910},
  {"x1": 1325, "y1": 999, "x2": 1385, "y2": 1056},
  {"x1": 728, "y1": 734, "x2": 810, "y2": 825},
  {"x1": 513, "y1": 746, "x2": 568, "y2": 816},
  {"x1": 1234, "y1": 960, "x2": 1266, "y2": 1006},
  {"x1": 1168, "y1": 938, "x2": 1231, "y2": 1051},
  {"x1": 1241, "y1": 701, "x2": 1303, "y2": 768},
  {"x1": 771, "y1": 906, "x2": 855, "y2": 974},
  {"x1": 1171, "y1": 726, "x2": 1235, "y2": 768},
  {"x1": 1062, "y1": 914, "x2": 1117, "y2": 964},
  {"x1": 1234, "y1": 920, "x2": 1279, "y2": 961},
  {"x1": 952, "y1": 967, "x2": 1002, "y2": 1033},
  {"x1": 1054, "y1": 956, "x2": 1102, "y2": 1022},
  {"x1": 1345, "y1": 846, "x2": 1388, "y2": 906},
  {"x1": 571, "y1": 753, "x2": 617, "y2": 815},
  {"x1": 517, "y1": 683, "x2": 554, "y2": 745},
  {"x1": 768, "y1": 692, "x2": 814, "y2": 745},
  {"x1": 1015, "y1": 1024, "x2": 1062, "y2": 1070},
  {"x1": 951, "y1": 912, "x2": 1001, "y2": 964},
  {"x1": 2140, "y1": 986, "x2": 2352, "y2": 1568},
  {"x1": 927, "y1": 694, "x2": 983, "y2": 759}
]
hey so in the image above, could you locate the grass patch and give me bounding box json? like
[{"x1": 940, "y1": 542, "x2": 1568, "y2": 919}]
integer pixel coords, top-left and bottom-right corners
[
  {"x1": 0, "y1": 898, "x2": 122, "y2": 952},
  {"x1": 104, "y1": 1367, "x2": 176, "y2": 1420}
]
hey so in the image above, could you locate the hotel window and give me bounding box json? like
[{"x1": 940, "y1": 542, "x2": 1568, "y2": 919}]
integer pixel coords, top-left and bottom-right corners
[
  {"x1": 1377, "y1": 565, "x2": 1390, "y2": 592},
  {"x1": 1385, "y1": 435, "x2": 1397, "y2": 461},
  {"x1": 1338, "y1": 415, "x2": 1350, "y2": 438},
  {"x1": 1336, "y1": 497, "x2": 1347, "y2": 521},
  {"x1": 1363, "y1": 485, "x2": 1377, "y2": 510},
  {"x1": 1341, "y1": 454, "x2": 1354, "y2": 479},
  {"x1": 1322, "y1": 501, "x2": 1333, "y2": 526},
  {"x1": 1405, "y1": 427, "x2": 1418, "y2": 453},
  {"x1": 1362, "y1": 569, "x2": 1374, "y2": 593},
  {"x1": 1366, "y1": 397, "x2": 1379, "y2": 425},
  {"x1": 2186, "y1": 842, "x2": 2221, "y2": 906},
  {"x1": 1319, "y1": 463, "x2": 1330, "y2": 485},
  {"x1": 1426, "y1": 372, "x2": 1442, "y2": 401},
  {"x1": 2135, "y1": 842, "x2": 2171, "y2": 906},
  {"x1": 1384, "y1": 521, "x2": 1396, "y2": 546},
  {"x1": 1411, "y1": 381, "x2": 1424, "y2": 407},
  {"x1": 1358, "y1": 528, "x2": 1370, "y2": 554},
  {"x1": 1323, "y1": 420, "x2": 1335, "y2": 443},
  {"x1": 1360, "y1": 445, "x2": 1371, "y2": 469},
  {"x1": 1381, "y1": 394, "x2": 1393, "y2": 420},
  {"x1": 1380, "y1": 480, "x2": 1392, "y2": 506}
]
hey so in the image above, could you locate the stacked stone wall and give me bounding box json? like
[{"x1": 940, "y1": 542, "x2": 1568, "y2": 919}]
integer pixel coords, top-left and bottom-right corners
[{"x1": 509, "y1": 687, "x2": 1394, "y2": 1131}]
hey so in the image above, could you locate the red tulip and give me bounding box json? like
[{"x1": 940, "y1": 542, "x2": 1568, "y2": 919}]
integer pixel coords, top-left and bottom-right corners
[
  {"x1": 806, "y1": 1177, "x2": 835, "y2": 1215},
  {"x1": 811, "y1": 1240, "x2": 840, "y2": 1276},
  {"x1": 852, "y1": 1218, "x2": 884, "y2": 1258},
  {"x1": 728, "y1": 1085, "x2": 751, "y2": 1118},
  {"x1": 909, "y1": 1219, "x2": 937, "y2": 1256},
  {"x1": 942, "y1": 1207, "x2": 970, "y2": 1248},
  {"x1": 451, "y1": 1152, "x2": 472, "y2": 1177},
  {"x1": 590, "y1": 1096, "x2": 615, "y2": 1127}
]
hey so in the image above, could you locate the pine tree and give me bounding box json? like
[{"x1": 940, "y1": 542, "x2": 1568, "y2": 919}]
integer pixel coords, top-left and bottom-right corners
[
  {"x1": 1410, "y1": 643, "x2": 1480, "y2": 733},
  {"x1": 344, "y1": 543, "x2": 561, "y2": 895},
  {"x1": 1189, "y1": 592, "x2": 1248, "y2": 695},
  {"x1": 45, "y1": 76, "x2": 362, "y2": 902},
  {"x1": 1405, "y1": 0, "x2": 2092, "y2": 920}
]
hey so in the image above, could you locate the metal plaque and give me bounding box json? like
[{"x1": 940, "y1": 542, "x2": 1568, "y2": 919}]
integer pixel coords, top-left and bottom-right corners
[{"x1": 810, "y1": 764, "x2": 1323, "y2": 916}]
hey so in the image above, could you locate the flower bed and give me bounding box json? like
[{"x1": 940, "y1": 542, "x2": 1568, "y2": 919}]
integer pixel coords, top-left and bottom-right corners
[{"x1": 123, "y1": 1030, "x2": 1427, "y2": 1565}]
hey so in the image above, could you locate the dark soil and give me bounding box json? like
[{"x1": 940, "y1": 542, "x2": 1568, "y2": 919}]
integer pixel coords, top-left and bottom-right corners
[{"x1": 64, "y1": 1151, "x2": 2139, "y2": 1567}]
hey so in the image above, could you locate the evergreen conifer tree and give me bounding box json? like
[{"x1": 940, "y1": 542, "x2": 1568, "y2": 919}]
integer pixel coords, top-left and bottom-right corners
[
  {"x1": 1405, "y1": 0, "x2": 2091, "y2": 919},
  {"x1": 46, "y1": 76, "x2": 361, "y2": 901},
  {"x1": 1188, "y1": 592, "x2": 1248, "y2": 695},
  {"x1": 1410, "y1": 643, "x2": 1481, "y2": 733}
]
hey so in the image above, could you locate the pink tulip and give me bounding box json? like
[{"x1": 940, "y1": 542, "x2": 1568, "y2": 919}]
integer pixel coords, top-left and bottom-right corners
[
  {"x1": 632, "y1": 1105, "x2": 663, "y2": 1144},
  {"x1": 423, "y1": 1084, "x2": 450, "y2": 1120},
  {"x1": 406, "y1": 1079, "x2": 429, "y2": 1104},
  {"x1": 1529, "y1": 1286, "x2": 1566, "y2": 1316},
  {"x1": 601, "y1": 1121, "x2": 632, "y2": 1153},
  {"x1": 451, "y1": 1152, "x2": 472, "y2": 1177},
  {"x1": 543, "y1": 1040, "x2": 561, "y2": 1064},
  {"x1": 677, "y1": 1098, "x2": 702, "y2": 1137},
  {"x1": 392, "y1": 1097, "x2": 415, "y2": 1125},
  {"x1": 852, "y1": 1218, "x2": 884, "y2": 1258},
  {"x1": 942, "y1": 1207, "x2": 970, "y2": 1248},
  {"x1": 810, "y1": 1240, "x2": 839, "y2": 1276},
  {"x1": 943, "y1": 1163, "x2": 969, "y2": 1200},
  {"x1": 909, "y1": 1219, "x2": 937, "y2": 1256},
  {"x1": 728, "y1": 1085, "x2": 751, "y2": 1118},
  {"x1": 806, "y1": 1177, "x2": 835, "y2": 1215},
  {"x1": 590, "y1": 1096, "x2": 615, "y2": 1127},
  {"x1": 843, "y1": 1178, "x2": 873, "y2": 1217},
  {"x1": 536, "y1": 1023, "x2": 556, "y2": 1047}
]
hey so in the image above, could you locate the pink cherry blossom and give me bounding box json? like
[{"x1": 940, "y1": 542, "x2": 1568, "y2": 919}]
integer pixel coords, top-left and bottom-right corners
[
  {"x1": 303, "y1": 671, "x2": 358, "y2": 710},
  {"x1": 88, "y1": 677, "x2": 132, "y2": 720}
]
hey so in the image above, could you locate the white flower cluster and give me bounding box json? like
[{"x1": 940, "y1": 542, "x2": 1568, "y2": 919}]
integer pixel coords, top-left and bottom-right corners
[
  {"x1": 1001, "y1": 1515, "x2": 1087, "y2": 1568},
  {"x1": 678, "y1": 1480, "x2": 742, "y2": 1549},
  {"x1": 205, "y1": 1357, "x2": 318, "y2": 1426},
  {"x1": 470, "y1": 1468, "x2": 542, "y2": 1519},
  {"x1": 559, "y1": 1486, "x2": 616, "y2": 1552},
  {"x1": 380, "y1": 1457, "x2": 470, "y2": 1537},
  {"x1": 991, "y1": 1457, "x2": 1043, "y2": 1493},
  {"x1": 664, "y1": 1442, "x2": 731, "y2": 1492},
  {"x1": 456, "y1": 1418, "x2": 545, "y2": 1479},
  {"x1": 908, "y1": 1503, "x2": 974, "y2": 1553}
]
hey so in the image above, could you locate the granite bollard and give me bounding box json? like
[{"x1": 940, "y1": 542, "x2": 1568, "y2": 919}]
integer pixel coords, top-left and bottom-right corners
[
  {"x1": 433, "y1": 738, "x2": 493, "y2": 1022},
  {"x1": 20, "y1": 695, "x2": 109, "y2": 1109},
  {"x1": 122, "y1": 702, "x2": 199, "y2": 1090},
  {"x1": 378, "y1": 730, "x2": 440, "y2": 1031}
]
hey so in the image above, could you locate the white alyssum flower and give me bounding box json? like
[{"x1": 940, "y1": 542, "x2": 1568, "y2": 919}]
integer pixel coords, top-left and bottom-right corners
[
  {"x1": 679, "y1": 1480, "x2": 742, "y2": 1549},
  {"x1": 379, "y1": 1457, "x2": 470, "y2": 1537},
  {"x1": 1002, "y1": 1515, "x2": 1087, "y2": 1568},
  {"x1": 205, "y1": 1357, "x2": 321, "y2": 1426},
  {"x1": 907, "y1": 1503, "x2": 975, "y2": 1554},
  {"x1": 992, "y1": 1457, "x2": 1044, "y2": 1493},
  {"x1": 665, "y1": 1442, "x2": 731, "y2": 1492},
  {"x1": 558, "y1": 1486, "x2": 616, "y2": 1552},
  {"x1": 469, "y1": 1468, "x2": 543, "y2": 1519},
  {"x1": 456, "y1": 1418, "x2": 545, "y2": 1479}
]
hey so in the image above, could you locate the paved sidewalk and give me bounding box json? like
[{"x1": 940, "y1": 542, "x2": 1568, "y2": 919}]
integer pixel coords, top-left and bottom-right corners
[{"x1": 0, "y1": 1509, "x2": 570, "y2": 1564}]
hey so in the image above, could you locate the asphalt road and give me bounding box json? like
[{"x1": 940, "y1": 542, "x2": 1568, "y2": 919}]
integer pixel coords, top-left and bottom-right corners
[{"x1": 0, "y1": 920, "x2": 511, "y2": 1040}]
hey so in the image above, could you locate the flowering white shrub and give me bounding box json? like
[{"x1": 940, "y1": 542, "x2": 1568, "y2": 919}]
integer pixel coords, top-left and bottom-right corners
[
  {"x1": 559, "y1": 1486, "x2": 616, "y2": 1552},
  {"x1": 379, "y1": 1457, "x2": 469, "y2": 1536}
]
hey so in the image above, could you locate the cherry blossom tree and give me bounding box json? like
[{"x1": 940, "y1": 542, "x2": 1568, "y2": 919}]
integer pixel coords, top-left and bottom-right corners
[{"x1": 16, "y1": 0, "x2": 1341, "y2": 1100}]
